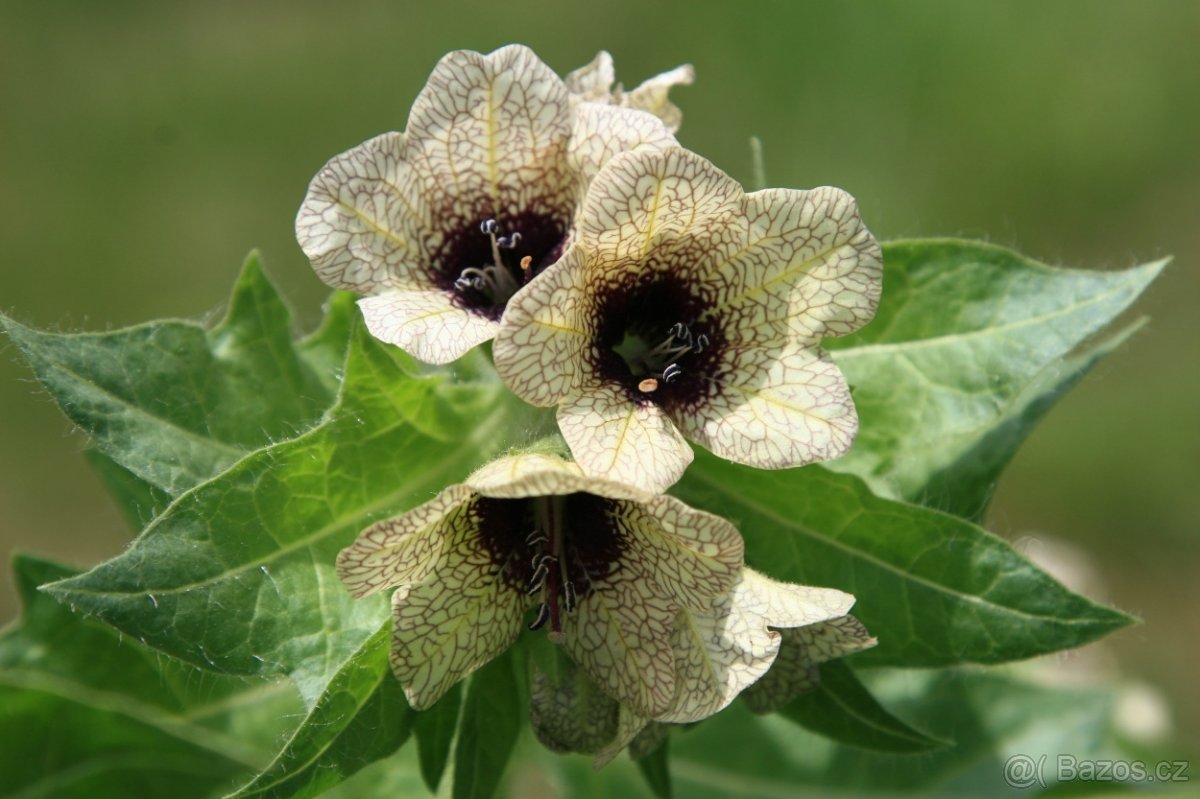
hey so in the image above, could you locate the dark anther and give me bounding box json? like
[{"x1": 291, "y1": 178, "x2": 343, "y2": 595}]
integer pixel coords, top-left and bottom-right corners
[
  {"x1": 480, "y1": 219, "x2": 499, "y2": 235},
  {"x1": 528, "y1": 563, "x2": 549, "y2": 593},
  {"x1": 693, "y1": 333, "x2": 709, "y2": 352},
  {"x1": 496, "y1": 232, "x2": 522, "y2": 249},
  {"x1": 663, "y1": 363, "x2": 683, "y2": 383},
  {"x1": 525, "y1": 530, "x2": 548, "y2": 546},
  {"x1": 564, "y1": 581, "x2": 577, "y2": 612},
  {"x1": 528, "y1": 602, "x2": 550, "y2": 631}
]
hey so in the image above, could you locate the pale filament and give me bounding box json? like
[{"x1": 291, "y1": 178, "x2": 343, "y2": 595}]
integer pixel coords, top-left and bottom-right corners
[{"x1": 454, "y1": 218, "x2": 524, "y2": 305}]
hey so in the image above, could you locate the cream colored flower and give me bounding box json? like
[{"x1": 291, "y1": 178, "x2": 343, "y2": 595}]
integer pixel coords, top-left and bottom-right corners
[
  {"x1": 593, "y1": 568, "x2": 859, "y2": 766},
  {"x1": 296, "y1": 45, "x2": 675, "y2": 364},
  {"x1": 335, "y1": 453, "x2": 743, "y2": 716},
  {"x1": 740, "y1": 614, "x2": 877, "y2": 713},
  {"x1": 565, "y1": 51, "x2": 694, "y2": 133},
  {"x1": 493, "y1": 146, "x2": 883, "y2": 491}
]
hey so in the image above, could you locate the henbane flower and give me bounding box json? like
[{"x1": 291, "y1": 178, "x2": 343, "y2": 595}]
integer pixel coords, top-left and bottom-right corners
[
  {"x1": 336, "y1": 452, "x2": 744, "y2": 716},
  {"x1": 740, "y1": 613, "x2": 877, "y2": 714},
  {"x1": 296, "y1": 45, "x2": 676, "y2": 364},
  {"x1": 493, "y1": 146, "x2": 883, "y2": 491},
  {"x1": 565, "y1": 51, "x2": 694, "y2": 133},
  {"x1": 587, "y1": 567, "x2": 860, "y2": 765}
]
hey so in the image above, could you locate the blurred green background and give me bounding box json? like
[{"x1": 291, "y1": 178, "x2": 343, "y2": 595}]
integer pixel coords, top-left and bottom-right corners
[{"x1": 2, "y1": 0, "x2": 1197, "y2": 753}]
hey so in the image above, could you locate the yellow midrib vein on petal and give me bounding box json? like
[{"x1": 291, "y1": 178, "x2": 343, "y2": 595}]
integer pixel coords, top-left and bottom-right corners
[
  {"x1": 640, "y1": 172, "x2": 665, "y2": 260},
  {"x1": 532, "y1": 317, "x2": 587, "y2": 336},
  {"x1": 703, "y1": 240, "x2": 848, "y2": 321},
  {"x1": 486, "y1": 74, "x2": 501, "y2": 212},
  {"x1": 605, "y1": 406, "x2": 638, "y2": 473},
  {"x1": 675, "y1": 609, "x2": 722, "y2": 714},
  {"x1": 611, "y1": 506, "x2": 730, "y2": 571},
  {"x1": 418, "y1": 590, "x2": 503, "y2": 679},
  {"x1": 583, "y1": 586, "x2": 651, "y2": 712},
  {"x1": 717, "y1": 380, "x2": 842, "y2": 427},
  {"x1": 398, "y1": 306, "x2": 457, "y2": 327},
  {"x1": 336, "y1": 200, "x2": 417, "y2": 256}
]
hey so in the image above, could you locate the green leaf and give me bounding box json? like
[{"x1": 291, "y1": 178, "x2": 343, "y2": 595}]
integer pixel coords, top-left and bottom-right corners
[
  {"x1": 0, "y1": 554, "x2": 300, "y2": 798},
  {"x1": 452, "y1": 650, "x2": 522, "y2": 799},
  {"x1": 296, "y1": 290, "x2": 357, "y2": 397},
  {"x1": 318, "y1": 742, "x2": 428, "y2": 798},
  {"x1": 826, "y1": 240, "x2": 1165, "y2": 516},
  {"x1": 679, "y1": 669, "x2": 1127, "y2": 796},
  {"x1": 675, "y1": 453, "x2": 1134, "y2": 666},
  {"x1": 919, "y1": 319, "x2": 1147, "y2": 520},
  {"x1": 414, "y1": 680, "x2": 462, "y2": 793},
  {"x1": 634, "y1": 739, "x2": 672, "y2": 799},
  {"x1": 228, "y1": 623, "x2": 414, "y2": 799},
  {"x1": 84, "y1": 449, "x2": 172, "y2": 531},
  {"x1": 546, "y1": 668, "x2": 1131, "y2": 798},
  {"x1": 779, "y1": 661, "x2": 946, "y2": 753},
  {"x1": 42, "y1": 322, "x2": 525, "y2": 704},
  {"x1": 0, "y1": 253, "x2": 336, "y2": 496}
]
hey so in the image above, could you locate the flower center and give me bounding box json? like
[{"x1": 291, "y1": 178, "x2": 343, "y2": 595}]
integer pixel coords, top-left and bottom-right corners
[
  {"x1": 591, "y1": 272, "x2": 722, "y2": 409},
  {"x1": 613, "y1": 321, "x2": 710, "y2": 394},
  {"x1": 476, "y1": 494, "x2": 625, "y2": 642},
  {"x1": 453, "y1": 219, "x2": 530, "y2": 308},
  {"x1": 440, "y1": 213, "x2": 567, "y2": 320}
]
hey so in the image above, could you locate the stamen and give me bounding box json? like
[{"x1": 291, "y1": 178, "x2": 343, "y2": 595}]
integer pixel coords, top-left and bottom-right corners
[
  {"x1": 616, "y1": 318, "x2": 712, "y2": 392},
  {"x1": 640, "y1": 322, "x2": 699, "y2": 371},
  {"x1": 563, "y1": 581, "x2": 577, "y2": 613},
  {"x1": 525, "y1": 530, "x2": 548, "y2": 547},
  {"x1": 528, "y1": 602, "x2": 550, "y2": 631},
  {"x1": 486, "y1": 222, "x2": 505, "y2": 272},
  {"x1": 528, "y1": 563, "x2": 549, "y2": 593},
  {"x1": 454, "y1": 219, "x2": 524, "y2": 306},
  {"x1": 454, "y1": 274, "x2": 481, "y2": 292}
]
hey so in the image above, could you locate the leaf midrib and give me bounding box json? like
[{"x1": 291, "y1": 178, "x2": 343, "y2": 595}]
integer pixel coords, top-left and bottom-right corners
[
  {"x1": 0, "y1": 669, "x2": 269, "y2": 769},
  {"x1": 232, "y1": 625, "x2": 390, "y2": 797},
  {"x1": 50, "y1": 399, "x2": 512, "y2": 600},
  {"x1": 832, "y1": 268, "x2": 1153, "y2": 359},
  {"x1": 685, "y1": 468, "x2": 1114, "y2": 628}
]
